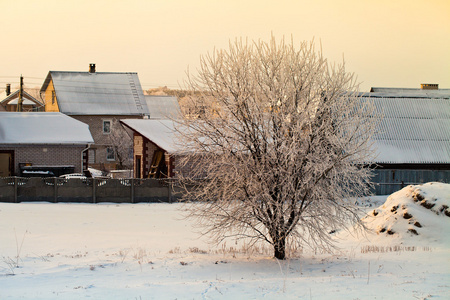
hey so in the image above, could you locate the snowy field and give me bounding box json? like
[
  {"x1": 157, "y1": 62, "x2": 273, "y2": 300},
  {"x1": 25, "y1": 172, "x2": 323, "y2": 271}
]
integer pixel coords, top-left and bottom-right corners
[{"x1": 1, "y1": 183, "x2": 449, "y2": 299}]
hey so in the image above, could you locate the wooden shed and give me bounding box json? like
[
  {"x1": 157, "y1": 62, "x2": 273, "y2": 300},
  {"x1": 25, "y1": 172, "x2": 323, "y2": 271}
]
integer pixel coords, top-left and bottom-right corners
[{"x1": 120, "y1": 119, "x2": 194, "y2": 179}]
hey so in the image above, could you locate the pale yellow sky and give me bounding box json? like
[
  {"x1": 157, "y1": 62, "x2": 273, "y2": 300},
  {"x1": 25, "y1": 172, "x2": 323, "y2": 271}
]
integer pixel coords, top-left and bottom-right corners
[{"x1": 1, "y1": 0, "x2": 449, "y2": 91}]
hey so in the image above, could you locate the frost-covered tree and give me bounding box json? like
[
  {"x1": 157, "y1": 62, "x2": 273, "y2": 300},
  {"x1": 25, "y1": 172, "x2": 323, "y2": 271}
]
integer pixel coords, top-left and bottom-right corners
[
  {"x1": 178, "y1": 37, "x2": 379, "y2": 260},
  {"x1": 107, "y1": 120, "x2": 133, "y2": 170}
]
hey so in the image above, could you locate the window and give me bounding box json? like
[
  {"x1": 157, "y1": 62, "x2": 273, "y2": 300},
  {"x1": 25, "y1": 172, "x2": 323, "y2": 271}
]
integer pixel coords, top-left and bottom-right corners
[
  {"x1": 103, "y1": 120, "x2": 111, "y2": 134},
  {"x1": 106, "y1": 147, "x2": 115, "y2": 161},
  {"x1": 51, "y1": 90, "x2": 56, "y2": 105},
  {"x1": 103, "y1": 120, "x2": 112, "y2": 134}
]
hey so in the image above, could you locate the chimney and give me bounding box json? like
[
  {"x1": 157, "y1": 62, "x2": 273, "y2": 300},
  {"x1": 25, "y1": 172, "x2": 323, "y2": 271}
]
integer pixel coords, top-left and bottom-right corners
[
  {"x1": 6, "y1": 84, "x2": 11, "y2": 96},
  {"x1": 89, "y1": 63, "x2": 96, "y2": 73},
  {"x1": 420, "y1": 83, "x2": 438, "y2": 90}
]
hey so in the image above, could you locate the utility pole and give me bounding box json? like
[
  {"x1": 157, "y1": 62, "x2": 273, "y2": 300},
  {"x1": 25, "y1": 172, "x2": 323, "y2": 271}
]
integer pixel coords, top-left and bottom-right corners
[{"x1": 17, "y1": 75, "x2": 23, "y2": 112}]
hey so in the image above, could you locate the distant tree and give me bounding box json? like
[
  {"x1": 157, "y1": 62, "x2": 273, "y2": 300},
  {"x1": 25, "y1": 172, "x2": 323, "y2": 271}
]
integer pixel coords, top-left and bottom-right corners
[
  {"x1": 177, "y1": 37, "x2": 379, "y2": 260},
  {"x1": 107, "y1": 120, "x2": 133, "y2": 170}
]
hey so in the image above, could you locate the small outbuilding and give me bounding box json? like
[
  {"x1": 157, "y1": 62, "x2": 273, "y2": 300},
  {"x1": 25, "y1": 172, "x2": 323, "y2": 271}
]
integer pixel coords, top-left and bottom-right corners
[
  {"x1": 0, "y1": 112, "x2": 94, "y2": 177},
  {"x1": 120, "y1": 119, "x2": 193, "y2": 179}
]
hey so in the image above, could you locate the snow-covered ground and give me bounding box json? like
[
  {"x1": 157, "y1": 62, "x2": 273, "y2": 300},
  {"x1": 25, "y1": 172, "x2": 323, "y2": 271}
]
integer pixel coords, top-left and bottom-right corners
[{"x1": 1, "y1": 183, "x2": 449, "y2": 299}]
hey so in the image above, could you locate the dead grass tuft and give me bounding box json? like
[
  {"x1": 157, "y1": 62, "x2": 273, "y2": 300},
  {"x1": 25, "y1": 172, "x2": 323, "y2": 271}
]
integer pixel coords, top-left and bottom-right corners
[
  {"x1": 189, "y1": 247, "x2": 208, "y2": 254},
  {"x1": 361, "y1": 245, "x2": 431, "y2": 253}
]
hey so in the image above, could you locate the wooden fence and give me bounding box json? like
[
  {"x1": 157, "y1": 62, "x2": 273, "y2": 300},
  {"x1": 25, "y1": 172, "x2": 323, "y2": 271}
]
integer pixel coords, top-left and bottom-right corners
[{"x1": 0, "y1": 177, "x2": 183, "y2": 203}]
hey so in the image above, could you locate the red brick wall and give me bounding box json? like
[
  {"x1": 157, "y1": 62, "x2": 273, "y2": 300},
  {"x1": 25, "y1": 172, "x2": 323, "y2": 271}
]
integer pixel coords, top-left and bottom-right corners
[{"x1": 134, "y1": 134, "x2": 144, "y2": 178}]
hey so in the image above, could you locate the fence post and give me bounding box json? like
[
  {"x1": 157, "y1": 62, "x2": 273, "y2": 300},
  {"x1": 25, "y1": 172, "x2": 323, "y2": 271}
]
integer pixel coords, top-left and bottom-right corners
[
  {"x1": 54, "y1": 177, "x2": 57, "y2": 203},
  {"x1": 92, "y1": 178, "x2": 96, "y2": 203},
  {"x1": 130, "y1": 178, "x2": 134, "y2": 203},
  {"x1": 14, "y1": 177, "x2": 18, "y2": 203},
  {"x1": 168, "y1": 179, "x2": 172, "y2": 203}
]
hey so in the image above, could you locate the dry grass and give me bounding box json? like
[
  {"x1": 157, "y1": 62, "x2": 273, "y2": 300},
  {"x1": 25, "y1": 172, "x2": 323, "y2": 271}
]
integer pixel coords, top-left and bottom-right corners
[{"x1": 361, "y1": 245, "x2": 432, "y2": 253}]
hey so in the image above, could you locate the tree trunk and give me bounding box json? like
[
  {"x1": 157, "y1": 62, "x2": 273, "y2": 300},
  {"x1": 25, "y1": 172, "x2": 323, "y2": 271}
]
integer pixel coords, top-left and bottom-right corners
[{"x1": 273, "y1": 235, "x2": 286, "y2": 260}]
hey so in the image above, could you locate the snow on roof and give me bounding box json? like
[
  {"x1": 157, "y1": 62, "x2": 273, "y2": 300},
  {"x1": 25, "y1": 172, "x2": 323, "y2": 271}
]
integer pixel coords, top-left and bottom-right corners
[
  {"x1": 7, "y1": 98, "x2": 37, "y2": 105},
  {"x1": 121, "y1": 119, "x2": 187, "y2": 154},
  {"x1": 144, "y1": 95, "x2": 182, "y2": 119},
  {"x1": 125, "y1": 90, "x2": 450, "y2": 163},
  {"x1": 1, "y1": 90, "x2": 43, "y2": 106},
  {"x1": 0, "y1": 112, "x2": 94, "y2": 144},
  {"x1": 40, "y1": 71, "x2": 149, "y2": 116},
  {"x1": 368, "y1": 97, "x2": 450, "y2": 164},
  {"x1": 368, "y1": 87, "x2": 450, "y2": 99}
]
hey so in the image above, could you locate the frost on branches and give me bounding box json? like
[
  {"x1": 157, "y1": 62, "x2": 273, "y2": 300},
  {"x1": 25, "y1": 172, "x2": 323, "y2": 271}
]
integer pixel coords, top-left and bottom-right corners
[
  {"x1": 177, "y1": 37, "x2": 379, "y2": 260},
  {"x1": 107, "y1": 119, "x2": 133, "y2": 170}
]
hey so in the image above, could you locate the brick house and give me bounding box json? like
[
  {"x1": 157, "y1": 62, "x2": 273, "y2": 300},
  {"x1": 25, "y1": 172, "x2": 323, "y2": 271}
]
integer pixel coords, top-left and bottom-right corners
[
  {"x1": 39, "y1": 64, "x2": 149, "y2": 171},
  {"x1": 0, "y1": 112, "x2": 94, "y2": 177}
]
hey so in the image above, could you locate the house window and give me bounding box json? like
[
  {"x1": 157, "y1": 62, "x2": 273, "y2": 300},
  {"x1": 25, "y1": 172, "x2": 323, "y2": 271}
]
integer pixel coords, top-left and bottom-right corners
[
  {"x1": 106, "y1": 147, "x2": 115, "y2": 161},
  {"x1": 103, "y1": 120, "x2": 112, "y2": 134},
  {"x1": 51, "y1": 90, "x2": 56, "y2": 105}
]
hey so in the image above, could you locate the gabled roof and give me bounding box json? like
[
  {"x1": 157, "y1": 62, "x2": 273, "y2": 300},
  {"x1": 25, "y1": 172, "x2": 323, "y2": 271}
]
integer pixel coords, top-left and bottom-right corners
[
  {"x1": 121, "y1": 119, "x2": 188, "y2": 154},
  {"x1": 40, "y1": 71, "x2": 149, "y2": 116},
  {"x1": 0, "y1": 112, "x2": 94, "y2": 144},
  {"x1": 144, "y1": 95, "x2": 182, "y2": 119},
  {"x1": 367, "y1": 96, "x2": 450, "y2": 164},
  {"x1": 0, "y1": 90, "x2": 43, "y2": 106}
]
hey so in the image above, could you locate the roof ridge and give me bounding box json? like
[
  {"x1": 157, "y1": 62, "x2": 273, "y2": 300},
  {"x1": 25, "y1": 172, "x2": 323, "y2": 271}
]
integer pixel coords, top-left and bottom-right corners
[{"x1": 49, "y1": 71, "x2": 138, "y2": 74}]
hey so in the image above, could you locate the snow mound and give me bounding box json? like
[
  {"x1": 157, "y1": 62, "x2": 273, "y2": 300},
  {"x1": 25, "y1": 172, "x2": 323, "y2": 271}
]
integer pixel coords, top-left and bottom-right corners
[{"x1": 363, "y1": 182, "x2": 450, "y2": 242}]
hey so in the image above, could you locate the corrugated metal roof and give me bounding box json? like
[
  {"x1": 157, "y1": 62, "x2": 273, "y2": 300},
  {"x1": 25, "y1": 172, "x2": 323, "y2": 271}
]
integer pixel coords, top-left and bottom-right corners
[
  {"x1": 0, "y1": 112, "x2": 94, "y2": 144},
  {"x1": 144, "y1": 95, "x2": 182, "y2": 119},
  {"x1": 372, "y1": 98, "x2": 449, "y2": 119},
  {"x1": 369, "y1": 97, "x2": 450, "y2": 164},
  {"x1": 121, "y1": 119, "x2": 185, "y2": 153},
  {"x1": 41, "y1": 71, "x2": 150, "y2": 116}
]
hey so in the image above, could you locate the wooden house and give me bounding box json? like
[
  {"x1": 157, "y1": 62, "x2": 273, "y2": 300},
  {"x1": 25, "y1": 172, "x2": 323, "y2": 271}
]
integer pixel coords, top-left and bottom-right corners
[{"x1": 0, "y1": 112, "x2": 94, "y2": 177}]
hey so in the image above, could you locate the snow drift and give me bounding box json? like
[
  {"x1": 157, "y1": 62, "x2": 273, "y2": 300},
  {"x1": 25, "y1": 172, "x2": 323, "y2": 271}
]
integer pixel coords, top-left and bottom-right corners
[{"x1": 363, "y1": 182, "x2": 450, "y2": 244}]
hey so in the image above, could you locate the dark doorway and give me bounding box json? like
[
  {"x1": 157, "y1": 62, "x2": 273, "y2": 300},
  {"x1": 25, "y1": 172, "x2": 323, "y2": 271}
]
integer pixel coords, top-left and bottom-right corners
[
  {"x1": 0, "y1": 151, "x2": 14, "y2": 177},
  {"x1": 135, "y1": 156, "x2": 141, "y2": 178}
]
